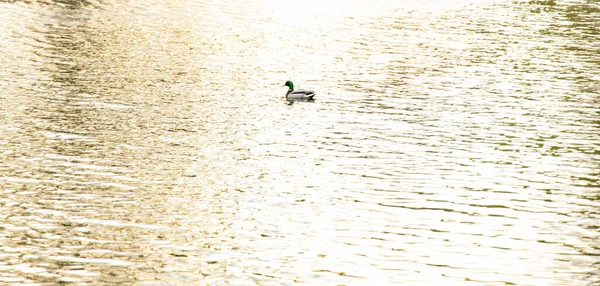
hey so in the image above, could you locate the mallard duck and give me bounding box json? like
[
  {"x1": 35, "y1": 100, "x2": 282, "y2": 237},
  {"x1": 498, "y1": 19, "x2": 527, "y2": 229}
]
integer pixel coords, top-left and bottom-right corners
[{"x1": 284, "y1": 81, "x2": 315, "y2": 100}]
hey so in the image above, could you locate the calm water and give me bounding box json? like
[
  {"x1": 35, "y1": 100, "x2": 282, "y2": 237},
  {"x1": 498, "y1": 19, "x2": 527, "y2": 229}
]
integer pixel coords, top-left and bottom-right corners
[{"x1": 0, "y1": 0, "x2": 599, "y2": 285}]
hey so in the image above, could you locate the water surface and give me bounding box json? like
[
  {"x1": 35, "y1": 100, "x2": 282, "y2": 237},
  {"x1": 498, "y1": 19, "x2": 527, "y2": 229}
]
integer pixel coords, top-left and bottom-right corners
[{"x1": 0, "y1": 0, "x2": 599, "y2": 285}]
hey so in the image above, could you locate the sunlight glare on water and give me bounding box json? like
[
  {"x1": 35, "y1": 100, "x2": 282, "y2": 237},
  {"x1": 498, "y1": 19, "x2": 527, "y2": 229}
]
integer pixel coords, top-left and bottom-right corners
[{"x1": 0, "y1": 0, "x2": 599, "y2": 285}]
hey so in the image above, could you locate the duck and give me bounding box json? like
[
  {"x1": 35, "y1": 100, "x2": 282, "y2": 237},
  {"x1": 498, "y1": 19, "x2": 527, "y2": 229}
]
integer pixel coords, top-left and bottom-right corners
[{"x1": 284, "y1": 81, "x2": 315, "y2": 100}]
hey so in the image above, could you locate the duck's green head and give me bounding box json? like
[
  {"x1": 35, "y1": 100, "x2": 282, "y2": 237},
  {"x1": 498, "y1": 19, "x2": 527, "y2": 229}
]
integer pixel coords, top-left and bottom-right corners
[{"x1": 284, "y1": 81, "x2": 294, "y2": 90}]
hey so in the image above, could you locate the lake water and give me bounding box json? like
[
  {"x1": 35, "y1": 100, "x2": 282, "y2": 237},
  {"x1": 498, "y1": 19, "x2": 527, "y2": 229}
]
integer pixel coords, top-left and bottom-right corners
[{"x1": 0, "y1": 0, "x2": 599, "y2": 285}]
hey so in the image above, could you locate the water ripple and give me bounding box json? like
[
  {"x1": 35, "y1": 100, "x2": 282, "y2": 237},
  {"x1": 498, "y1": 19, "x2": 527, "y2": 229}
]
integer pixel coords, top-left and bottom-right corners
[{"x1": 0, "y1": 0, "x2": 599, "y2": 285}]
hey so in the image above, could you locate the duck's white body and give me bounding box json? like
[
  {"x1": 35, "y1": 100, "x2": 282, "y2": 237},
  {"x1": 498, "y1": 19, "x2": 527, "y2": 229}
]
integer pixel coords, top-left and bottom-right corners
[
  {"x1": 286, "y1": 89, "x2": 315, "y2": 100},
  {"x1": 284, "y1": 81, "x2": 315, "y2": 100}
]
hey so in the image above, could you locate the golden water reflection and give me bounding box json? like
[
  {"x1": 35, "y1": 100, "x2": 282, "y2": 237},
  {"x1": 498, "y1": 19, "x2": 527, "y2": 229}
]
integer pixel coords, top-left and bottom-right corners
[{"x1": 0, "y1": 0, "x2": 598, "y2": 285}]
